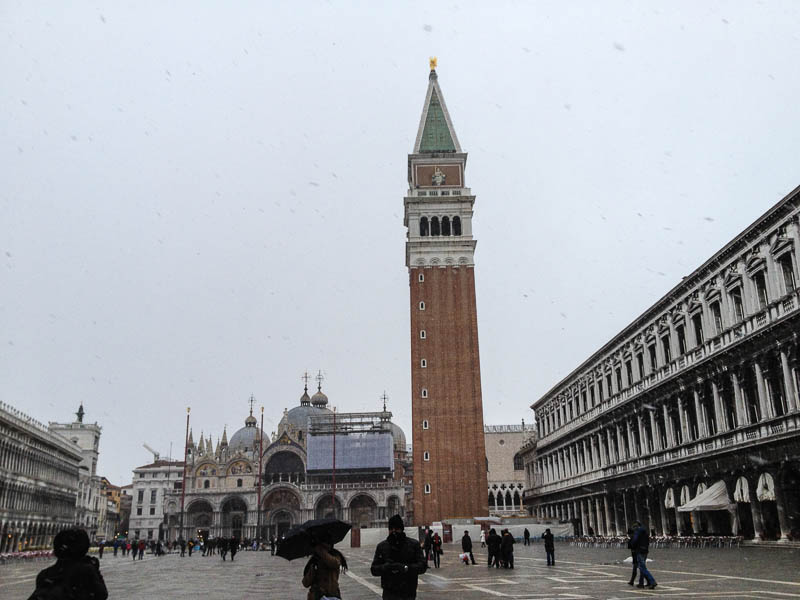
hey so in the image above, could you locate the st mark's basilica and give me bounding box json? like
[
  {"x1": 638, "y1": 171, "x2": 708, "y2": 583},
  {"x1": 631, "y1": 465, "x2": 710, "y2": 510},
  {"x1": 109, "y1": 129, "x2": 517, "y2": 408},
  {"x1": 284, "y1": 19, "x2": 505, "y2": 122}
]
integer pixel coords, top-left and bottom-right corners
[{"x1": 162, "y1": 378, "x2": 410, "y2": 542}]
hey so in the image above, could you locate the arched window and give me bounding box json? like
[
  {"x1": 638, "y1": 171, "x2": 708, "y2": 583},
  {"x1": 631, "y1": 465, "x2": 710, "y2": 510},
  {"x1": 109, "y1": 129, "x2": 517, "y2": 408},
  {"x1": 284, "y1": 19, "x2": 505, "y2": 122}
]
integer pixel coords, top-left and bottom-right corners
[
  {"x1": 424, "y1": 484, "x2": 431, "y2": 494},
  {"x1": 203, "y1": 480, "x2": 210, "y2": 489},
  {"x1": 505, "y1": 490, "x2": 513, "y2": 509},
  {"x1": 430, "y1": 217, "x2": 440, "y2": 236},
  {"x1": 453, "y1": 216, "x2": 462, "y2": 236},
  {"x1": 441, "y1": 216, "x2": 451, "y2": 236},
  {"x1": 419, "y1": 217, "x2": 429, "y2": 237},
  {"x1": 236, "y1": 479, "x2": 243, "y2": 488},
  {"x1": 489, "y1": 491, "x2": 495, "y2": 509}
]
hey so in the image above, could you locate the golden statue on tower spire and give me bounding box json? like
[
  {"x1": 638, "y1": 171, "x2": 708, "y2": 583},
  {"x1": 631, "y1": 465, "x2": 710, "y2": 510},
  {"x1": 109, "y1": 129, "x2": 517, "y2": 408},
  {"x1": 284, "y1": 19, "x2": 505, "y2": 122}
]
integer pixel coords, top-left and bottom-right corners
[{"x1": 429, "y1": 56, "x2": 437, "y2": 71}]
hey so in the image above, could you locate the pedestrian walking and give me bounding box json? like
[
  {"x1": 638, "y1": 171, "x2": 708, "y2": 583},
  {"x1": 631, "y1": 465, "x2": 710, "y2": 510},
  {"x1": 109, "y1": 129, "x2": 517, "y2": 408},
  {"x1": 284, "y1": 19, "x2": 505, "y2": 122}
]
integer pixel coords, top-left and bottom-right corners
[
  {"x1": 626, "y1": 528, "x2": 640, "y2": 586},
  {"x1": 28, "y1": 528, "x2": 108, "y2": 600},
  {"x1": 370, "y1": 514, "x2": 427, "y2": 600},
  {"x1": 112, "y1": 540, "x2": 118, "y2": 557},
  {"x1": 542, "y1": 528, "x2": 555, "y2": 566},
  {"x1": 98, "y1": 540, "x2": 104, "y2": 559},
  {"x1": 486, "y1": 528, "x2": 501, "y2": 568},
  {"x1": 479, "y1": 529, "x2": 486, "y2": 548},
  {"x1": 302, "y1": 534, "x2": 347, "y2": 600},
  {"x1": 461, "y1": 531, "x2": 476, "y2": 565},
  {"x1": 188, "y1": 539, "x2": 194, "y2": 557},
  {"x1": 179, "y1": 538, "x2": 186, "y2": 557},
  {"x1": 431, "y1": 533, "x2": 442, "y2": 569},
  {"x1": 422, "y1": 528, "x2": 433, "y2": 564},
  {"x1": 219, "y1": 537, "x2": 229, "y2": 561},
  {"x1": 137, "y1": 539, "x2": 145, "y2": 560},
  {"x1": 269, "y1": 535, "x2": 276, "y2": 556},
  {"x1": 630, "y1": 521, "x2": 656, "y2": 589},
  {"x1": 500, "y1": 529, "x2": 515, "y2": 569},
  {"x1": 523, "y1": 528, "x2": 530, "y2": 546},
  {"x1": 229, "y1": 537, "x2": 238, "y2": 561}
]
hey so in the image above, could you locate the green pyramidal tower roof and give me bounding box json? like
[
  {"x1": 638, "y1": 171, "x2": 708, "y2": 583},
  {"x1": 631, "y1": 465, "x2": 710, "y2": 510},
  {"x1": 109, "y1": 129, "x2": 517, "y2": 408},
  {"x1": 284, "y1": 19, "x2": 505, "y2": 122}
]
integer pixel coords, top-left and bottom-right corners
[{"x1": 414, "y1": 70, "x2": 462, "y2": 154}]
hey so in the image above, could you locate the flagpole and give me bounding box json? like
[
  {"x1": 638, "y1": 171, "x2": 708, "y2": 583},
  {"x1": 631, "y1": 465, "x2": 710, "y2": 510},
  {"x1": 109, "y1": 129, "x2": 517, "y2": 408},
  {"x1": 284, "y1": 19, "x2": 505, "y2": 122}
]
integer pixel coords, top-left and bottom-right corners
[
  {"x1": 332, "y1": 406, "x2": 336, "y2": 518},
  {"x1": 179, "y1": 407, "x2": 190, "y2": 542},
  {"x1": 257, "y1": 406, "x2": 264, "y2": 543}
]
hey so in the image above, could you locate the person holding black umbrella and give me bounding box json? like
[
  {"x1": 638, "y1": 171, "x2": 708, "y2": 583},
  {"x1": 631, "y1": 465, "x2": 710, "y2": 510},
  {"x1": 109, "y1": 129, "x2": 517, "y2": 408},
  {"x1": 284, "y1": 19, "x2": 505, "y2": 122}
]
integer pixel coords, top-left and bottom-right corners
[
  {"x1": 302, "y1": 532, "x2": 347, "y2": 600},
  {"x1": 371, "y1": 515, "x2": 426, "y2": 600}
]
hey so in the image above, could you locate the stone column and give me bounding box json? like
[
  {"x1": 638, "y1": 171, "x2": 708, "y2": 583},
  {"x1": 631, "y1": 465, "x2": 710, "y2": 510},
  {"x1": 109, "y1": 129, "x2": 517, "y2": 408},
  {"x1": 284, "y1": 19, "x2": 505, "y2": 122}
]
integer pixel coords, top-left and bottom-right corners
[
  {"x1": 595, "y1": 497, "x2": 605, "y2": 535},
  {"x1": 663, "y1": 403, "x2": 675, "y2": 447},
  {"x1": 603, "y1": 495, "x2": 614, "y2": 535},
  {"x1": 658, "y1": 489, "x2": 669, "y2": 536},
  {"x1": 583, "y1": 439, "x2": 592, "y2": 471},
  {"x1": 580, "y1": 499, "x2": 588, "y2": 535},
  {"x1": 780, "y1": 348, "x2": 798, "y2": 413},
  {"x1": 626, "y1": 420, "x2": 637, "y2": 457},
  {"x1": 619, "y1": 491, "x2": 629, "y2": 533},
  {"x1": 712, "y1": 380, "x2": 728, "y2": 432},
  {"x1": 633, "y1": 489, "x2": 642, "y2": 523},
  {"x1": 616, "y1": 424, "x2": 626, "y2": 460},
  {"x1": 606, "y1": 428, "x2": 616, "y2": 463},
  {"x1": 637, "y1": 414, "x2": 648, "y2": 455},
  {"x1": 677, "y1": 396, "x2": 689, "y2": 442},
  {"x1": 773, "y1": 473, "x2": 792, "y2": 542},
  {"x1": 693, "y1": 389, "x2": 707, "y2": 438},
  {"x1": 587, "y1": 498, "x2": 597, "y2": 534},
  {"x1": 649, "y1": 410, "x2": 661, "y2": 451},
  {"x1": 747, "y1": 477, "x2": 766, "y2": 541},
  {"x1": 754, "y1": 360, "x2": 770, "y2": 420},
  {"x1": 731, "y1": 370, "x2": 748, "y2": 426}
]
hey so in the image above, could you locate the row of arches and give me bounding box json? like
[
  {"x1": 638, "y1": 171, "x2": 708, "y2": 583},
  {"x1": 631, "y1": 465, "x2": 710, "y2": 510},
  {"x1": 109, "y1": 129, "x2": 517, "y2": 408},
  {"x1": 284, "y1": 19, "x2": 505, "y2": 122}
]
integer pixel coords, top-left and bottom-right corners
[
  {"x1": 419, "y1": 216, "x2": 462, "y2": 237},
  {"x1": 489, "y1": 489, "x2": 522, "y2": 513},
  {"x1": 0, "y1": 519, "x2": 65, "y2": 552}
]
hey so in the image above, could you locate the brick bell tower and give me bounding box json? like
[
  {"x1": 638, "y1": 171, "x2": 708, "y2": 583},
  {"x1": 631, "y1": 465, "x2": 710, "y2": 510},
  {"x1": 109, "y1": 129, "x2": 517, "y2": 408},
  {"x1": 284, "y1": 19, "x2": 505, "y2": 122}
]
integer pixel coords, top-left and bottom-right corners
[{"x1": 404, "y1": 60, "x2": 489, "y2": 525}]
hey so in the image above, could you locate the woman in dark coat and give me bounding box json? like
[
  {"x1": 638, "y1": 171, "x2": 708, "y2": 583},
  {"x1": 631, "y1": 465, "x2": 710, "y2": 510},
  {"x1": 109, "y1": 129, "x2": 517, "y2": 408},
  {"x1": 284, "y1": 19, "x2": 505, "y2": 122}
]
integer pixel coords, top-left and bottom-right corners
[
  {"x1": 431, "y1": 532, "x2": 442, "y2": 569},
  {"x1": 29, "y1": 528, "x2": 108, "y2": 600}
]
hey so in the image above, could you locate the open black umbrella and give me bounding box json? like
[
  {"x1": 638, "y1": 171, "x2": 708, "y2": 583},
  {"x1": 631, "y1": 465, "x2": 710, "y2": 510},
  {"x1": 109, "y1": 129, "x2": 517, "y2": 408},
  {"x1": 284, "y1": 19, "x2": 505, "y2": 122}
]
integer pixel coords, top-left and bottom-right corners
[{"x1": 276, "y1": 518, "x2": 352, "y2": 561}]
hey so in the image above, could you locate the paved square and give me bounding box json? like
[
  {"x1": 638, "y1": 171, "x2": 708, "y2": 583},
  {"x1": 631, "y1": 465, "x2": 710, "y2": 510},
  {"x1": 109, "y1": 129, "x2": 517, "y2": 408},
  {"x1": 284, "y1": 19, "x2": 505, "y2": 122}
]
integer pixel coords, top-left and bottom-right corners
[{"x1": 4, "y1": 543, "x2": 800, "y2": 599}]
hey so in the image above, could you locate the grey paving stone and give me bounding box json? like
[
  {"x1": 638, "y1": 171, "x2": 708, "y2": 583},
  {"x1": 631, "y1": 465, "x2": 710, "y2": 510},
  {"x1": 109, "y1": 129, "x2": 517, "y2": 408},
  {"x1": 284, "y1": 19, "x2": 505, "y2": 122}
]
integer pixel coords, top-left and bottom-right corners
[{"x1": 4, "y1": 542, "x2": 800, "y2": 599}]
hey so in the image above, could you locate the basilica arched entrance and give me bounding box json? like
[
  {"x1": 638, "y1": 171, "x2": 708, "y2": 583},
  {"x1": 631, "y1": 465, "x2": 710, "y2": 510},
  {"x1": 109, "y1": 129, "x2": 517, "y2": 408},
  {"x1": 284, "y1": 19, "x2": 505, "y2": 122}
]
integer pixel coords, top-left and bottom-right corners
[
  {"x1": 263, "y1": 488, "x2": 301, "y2": 539},
  {"x1": 187, "y1": 500, "x2": 214, "y2": 542},
  {"x1": 221, "y1": 497, "x2": 248, "y2": 539},
  {"x1": 349, "y1": 494, "x2": 377, "y2": 528},
  {"x1": 315, "y1": 495, "x2": 343, "y2": 520}
]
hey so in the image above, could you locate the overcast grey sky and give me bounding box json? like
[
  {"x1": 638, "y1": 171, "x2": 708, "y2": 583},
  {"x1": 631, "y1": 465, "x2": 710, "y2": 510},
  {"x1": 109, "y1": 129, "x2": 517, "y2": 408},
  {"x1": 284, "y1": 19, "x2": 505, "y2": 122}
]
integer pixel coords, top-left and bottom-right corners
[{"x1": 2, "y1": 1, "x2": 799, "y2": 485}]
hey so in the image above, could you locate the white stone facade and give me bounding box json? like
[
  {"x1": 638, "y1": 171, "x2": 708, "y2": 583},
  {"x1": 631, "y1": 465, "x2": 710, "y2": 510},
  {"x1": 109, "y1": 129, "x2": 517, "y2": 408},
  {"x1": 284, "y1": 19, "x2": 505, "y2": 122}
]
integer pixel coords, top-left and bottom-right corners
[{"x1": 485, "y1": 424, "x2": 535, "y2": 516}]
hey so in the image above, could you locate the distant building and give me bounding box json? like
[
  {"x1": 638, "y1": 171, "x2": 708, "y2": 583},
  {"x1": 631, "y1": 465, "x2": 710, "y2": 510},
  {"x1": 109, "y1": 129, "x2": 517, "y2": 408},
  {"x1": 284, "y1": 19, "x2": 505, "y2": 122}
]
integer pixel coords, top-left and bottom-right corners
[
  {"x1": 127, "y1": 459, "x2": 183, "y2": 542},
  {"x1": 118, "y1": 485, "x2": 132, "y2": 538},
  {"x1": 0, "y1": 401, "x2": 82, "y2": 551},
  {"x1": 531, "y1": 186, "x2": 800, "y2": 541},
  {"x1": 97, "y1": 478, "x2": 121, "y2": 541},
  {"x1": 485, "y1": 424, "x2": 536, "y2": 516},
  {"x1": 50, "y1": 404, "x2": 103, "y2": 540}
]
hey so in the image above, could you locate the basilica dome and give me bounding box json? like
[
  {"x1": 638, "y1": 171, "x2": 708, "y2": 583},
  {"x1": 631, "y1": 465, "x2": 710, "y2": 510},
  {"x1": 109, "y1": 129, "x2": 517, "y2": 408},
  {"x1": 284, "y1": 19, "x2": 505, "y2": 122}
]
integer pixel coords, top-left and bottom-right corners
[
  {"x1": 384, "y1": 421, "x2": 406, "y2": 451},
  {"x1": 229, "y1": 413, "x2": 265, "y2": 451}
]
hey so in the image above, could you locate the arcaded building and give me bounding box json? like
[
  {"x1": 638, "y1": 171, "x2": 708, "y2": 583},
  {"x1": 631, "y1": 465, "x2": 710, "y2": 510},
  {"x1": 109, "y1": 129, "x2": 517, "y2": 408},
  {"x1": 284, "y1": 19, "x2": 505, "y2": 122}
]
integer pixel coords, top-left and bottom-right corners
[
  {"x1": 405, "y1": 63, "x2": 489, "y2": 525},
  {"x1": 531, "y1": 186, "x2": 800, "y2": 541},
  {"x1": 0, "y1": 401, "x2": 82, "y2": 551},
  {"x1": 485, "y1": 424, "x2": 536, "y2": 516}
]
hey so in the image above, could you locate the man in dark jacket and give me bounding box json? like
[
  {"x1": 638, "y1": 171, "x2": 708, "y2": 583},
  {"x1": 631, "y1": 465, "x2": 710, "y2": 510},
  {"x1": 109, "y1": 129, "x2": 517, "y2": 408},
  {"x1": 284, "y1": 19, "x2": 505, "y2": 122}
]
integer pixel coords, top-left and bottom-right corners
[
  {"x1": 219, "y1": 536, "x2": 229, "y2": 561},
  {"x1": 542, "y1": 528, "x2": 555, "y2": 566},
  {"x1": 229, "y1": 537, "x2": 238, "y2": 561},
  {"x1": 461, "y1": 531, "x2": 476, "y2": 564},
  {"x1": 630, "y1": 522, "x2": 656, "y2": 589},
  {"x1": 500, "y1": 529, "x2": 515, "y2": 569},
  {"x1": 371, "y1": 515, "x2": 427, "y2": 600},
  {"x1": 29, "y1": 528, "x2": 108, "y2": 600},
  {"x1": 523, "y1": 528, "x2": 531, "y2": 546},
  {"x1": 486, "y1": 528, "x2": 502, "y2": 568},
  {"x1": 422, "y1": 528, "x2": 433, "y2": 563}
]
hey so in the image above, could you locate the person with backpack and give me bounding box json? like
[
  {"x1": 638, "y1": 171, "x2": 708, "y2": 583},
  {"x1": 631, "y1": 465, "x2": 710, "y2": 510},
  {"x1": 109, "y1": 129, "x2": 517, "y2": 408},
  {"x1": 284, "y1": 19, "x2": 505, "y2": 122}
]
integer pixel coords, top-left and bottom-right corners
[{"x1": 28, "y1": 528, "x2": 108, "y2": 600}]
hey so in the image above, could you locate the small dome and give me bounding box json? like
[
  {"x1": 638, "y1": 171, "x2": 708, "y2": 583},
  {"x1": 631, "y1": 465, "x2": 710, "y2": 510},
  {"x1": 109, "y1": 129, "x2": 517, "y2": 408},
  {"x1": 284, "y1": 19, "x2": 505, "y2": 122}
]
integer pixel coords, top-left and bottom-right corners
[
  {"x1": 311, "y1": 386, "x2": 328, "y2": 408},
  {"x1": 299, "y1": 386, "x2": 311, "y2": 407}
]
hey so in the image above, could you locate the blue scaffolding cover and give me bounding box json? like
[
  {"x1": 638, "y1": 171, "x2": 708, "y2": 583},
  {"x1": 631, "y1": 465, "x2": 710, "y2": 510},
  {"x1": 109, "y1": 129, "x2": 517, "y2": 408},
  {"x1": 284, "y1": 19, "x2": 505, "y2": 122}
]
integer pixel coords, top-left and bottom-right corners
[{"x1": 307, "y1": 432, "x2": 394, "y2": 472}]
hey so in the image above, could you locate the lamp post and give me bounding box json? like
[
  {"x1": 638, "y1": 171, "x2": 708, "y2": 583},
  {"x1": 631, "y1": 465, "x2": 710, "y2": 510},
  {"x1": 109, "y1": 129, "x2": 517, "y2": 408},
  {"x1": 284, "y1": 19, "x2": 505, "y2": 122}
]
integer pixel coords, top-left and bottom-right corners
[{"x1": 257, "y1": 406, "x2": 264, "y2": 544}]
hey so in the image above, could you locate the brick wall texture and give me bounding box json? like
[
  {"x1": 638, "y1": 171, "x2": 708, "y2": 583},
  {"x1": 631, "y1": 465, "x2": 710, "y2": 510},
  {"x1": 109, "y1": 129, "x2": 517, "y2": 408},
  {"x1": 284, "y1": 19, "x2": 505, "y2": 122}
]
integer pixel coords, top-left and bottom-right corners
[{"x1": 410, "y1": 265, "x2": 489, "y2": 525}]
